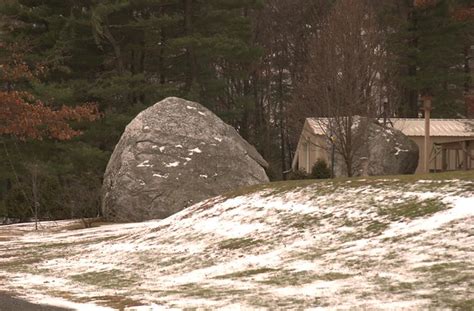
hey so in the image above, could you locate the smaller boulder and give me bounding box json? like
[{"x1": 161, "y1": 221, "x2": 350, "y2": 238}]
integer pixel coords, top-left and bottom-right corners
[{"x1": 334, "y1": 121, "x2": 419, "y2": 177}]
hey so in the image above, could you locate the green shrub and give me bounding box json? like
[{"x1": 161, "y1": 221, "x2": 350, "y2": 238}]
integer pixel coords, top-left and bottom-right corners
[
  {"x1": 310, "y1": 159, "x2": 331, "y2": 179},
  {"x1": 287, "y1": 170, "x2": 309, "y2": 180}
]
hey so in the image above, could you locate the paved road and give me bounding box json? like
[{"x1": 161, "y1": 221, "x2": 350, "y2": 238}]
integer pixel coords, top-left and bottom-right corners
[{"x1": 0, "y1": 292, "x2": 71, "y2": 311}]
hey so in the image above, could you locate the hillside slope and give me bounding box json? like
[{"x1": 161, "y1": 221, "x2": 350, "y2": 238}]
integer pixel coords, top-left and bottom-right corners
[{"x1": 0, "y1": 172, "x2": 473, "y2": 310}]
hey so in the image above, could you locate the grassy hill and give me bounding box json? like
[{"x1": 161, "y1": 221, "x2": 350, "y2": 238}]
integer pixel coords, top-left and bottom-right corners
[{"x1": 0, "y1": 171, "x2": 473, "y2": 310}]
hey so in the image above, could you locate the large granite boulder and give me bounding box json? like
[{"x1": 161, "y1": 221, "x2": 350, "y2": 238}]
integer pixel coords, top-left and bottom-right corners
[
  {"x1": 102, "y1": 97, "x2": 269, "y2": 222},
  {"x1": 334, "y1": 121, "x2": 419, "y2": 177}
]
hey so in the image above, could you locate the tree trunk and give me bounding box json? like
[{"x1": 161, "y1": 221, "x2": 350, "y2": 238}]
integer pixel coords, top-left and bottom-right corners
[
  {"x1": 159, "y1": 5, "x2": 166, "y2": 85},
  {"x1": 184, "y1": 0, "x2": 197, "y2": 93},
  {"x1": 345, "y1": 116, "x2": 353, "y2": 177},
  {"x1": 31, "y1": 163, "x2": 39, "y2": 230},
  {"x1": 103, "y1": 23, "x2": 125, "y2": 75},
  {"x1": 139, "y1": 40, "x2": 146, "y2": 104},
  {"x1": 406, "y1": 2, "x2": 419, "y2": 117},
  {"x1": 278, "y1": 69, "x2": 287, "y2": 178}
]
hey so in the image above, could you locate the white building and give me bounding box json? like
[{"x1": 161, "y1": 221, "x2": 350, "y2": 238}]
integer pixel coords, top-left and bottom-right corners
[{"x1": 292, "y1": 118, "x2": 474, "y2": 174}]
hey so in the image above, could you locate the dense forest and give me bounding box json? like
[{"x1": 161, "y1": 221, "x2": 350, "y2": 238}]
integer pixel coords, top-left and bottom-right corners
[{"x1": 1, "y1": 0, "x2": 473, "y2": 221}]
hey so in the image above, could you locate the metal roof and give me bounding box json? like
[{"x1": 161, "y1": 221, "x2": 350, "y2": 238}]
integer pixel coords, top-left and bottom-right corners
[
  {"x1": 391, "y1": 118, "x2": 474, "y2": 137},
  {"x1": 306, "y1": 118, "x2": 331, "y2": 136},
  {"x1": 306, "y1": 118, "x2": 474, "y2": 137}
]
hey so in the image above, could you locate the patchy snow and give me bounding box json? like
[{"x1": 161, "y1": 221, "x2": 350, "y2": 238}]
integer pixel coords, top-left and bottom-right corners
[
  {"x1": 199, "y1": 174, "x2": 208, "y2": 179},
  {"x1": 0, "y1": 174, "x2": 472, "y2": 310},
  {"x1": 186, "y1": 106, "x2": 197, "y2": 110},
  {"x1": 272, "y1": 279, "x2": 347, "y2": 297},
  {"x1": 198, "y1": 111, "x2": 206, "y2": 116},
  {"x1": 125, "y1": 304, "x2": 165, "y2": 311},
  {"x1": 175, "y1": 145, "x2": 183, "y2": 148},
  {"x1": 23, "y1": 292, "x2": 115, "y2": 311},
  {"x1": 214, "y1": 137, "x2": 222, "y2": 142},
  {"x1": 383, "y1": 197, "x2": 474, "y2": 238}
]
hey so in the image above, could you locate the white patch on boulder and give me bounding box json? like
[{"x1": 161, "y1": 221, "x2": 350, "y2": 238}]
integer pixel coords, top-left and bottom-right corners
[
  {"x1": 164, "y1": 161, "x2": 180, "y2": 168},
  {"x1": 394, "y1": 146, "x2": 409, "y2": 156},
  {"x1": 153, "y1": 173, "x2": 169, "y2": 179},
  {"x1": 189, "y1": 147, "x2": 202, "y2": 153},
  {"x1": 137, "y1": 160, "x2": 153, "y2": 168}
]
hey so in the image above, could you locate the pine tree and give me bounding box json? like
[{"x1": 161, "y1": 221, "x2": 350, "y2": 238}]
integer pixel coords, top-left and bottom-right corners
[
  {"x1": 0, "y1": 40, "x2": 101, "y2": 221},
  {"x1": 392, "y1": 0, "x2": 473, "y2": 117},
  {"x1": 0, "y1": 0, "x2": 265, "y2": 219}
]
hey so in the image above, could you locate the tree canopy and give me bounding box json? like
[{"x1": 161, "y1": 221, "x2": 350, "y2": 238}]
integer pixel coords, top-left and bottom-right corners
[{"x1": 1, "y1": 0, "x2": 473, "y2": 221}]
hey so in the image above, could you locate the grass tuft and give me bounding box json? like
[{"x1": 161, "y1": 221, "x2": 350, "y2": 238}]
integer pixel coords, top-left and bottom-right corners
[{"x1": 218, "y1": 237, "x2": 262, "y2": 250}]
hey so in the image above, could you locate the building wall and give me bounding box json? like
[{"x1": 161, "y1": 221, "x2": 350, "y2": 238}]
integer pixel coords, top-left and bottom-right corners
[
  {"x1": 297, "y1": 129, "x2": 329, "y2": 174},
  {"x1": 297, "y1": 132, "x2": 473, "y2": 175},
  {"x1": 409, "y1": 136, "x2": 474, "y2": 173}
]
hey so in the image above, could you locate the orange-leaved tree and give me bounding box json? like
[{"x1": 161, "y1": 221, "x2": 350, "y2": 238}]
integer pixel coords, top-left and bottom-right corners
[
  {"x1": 0, "y1": 42, "x2": 101, "y2": 227},
  {"x1": 0, "y1": 42, "x2": 100, "y2": 141}
]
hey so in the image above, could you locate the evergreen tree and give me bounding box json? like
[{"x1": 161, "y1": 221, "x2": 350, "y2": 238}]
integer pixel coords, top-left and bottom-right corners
[
  {"x1": 0, "y1": 1, "x2": 106, "y2": 221},
  {"x1": 0, "y1": 0, "x2": 265, "y2": 220},
  {"x1": 390, "y1": 0, "x2": 473, "y2": 117}
]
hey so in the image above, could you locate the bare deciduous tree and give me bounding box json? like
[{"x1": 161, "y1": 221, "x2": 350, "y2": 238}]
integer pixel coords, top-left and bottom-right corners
[
  {"x1": 250, "y1": 0, "x2": 331, "y2": 178},
  {"x1": 62, "y1": 175, "x2": 102, "y2": 228},
  {"x1": 294, "y1": 0, "x2": 392, "y2": 176}
]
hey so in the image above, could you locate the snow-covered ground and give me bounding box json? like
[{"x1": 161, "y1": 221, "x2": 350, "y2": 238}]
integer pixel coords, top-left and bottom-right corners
[{"x1": 0, "y1": 173, "x2": 473, "y2": 310}]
